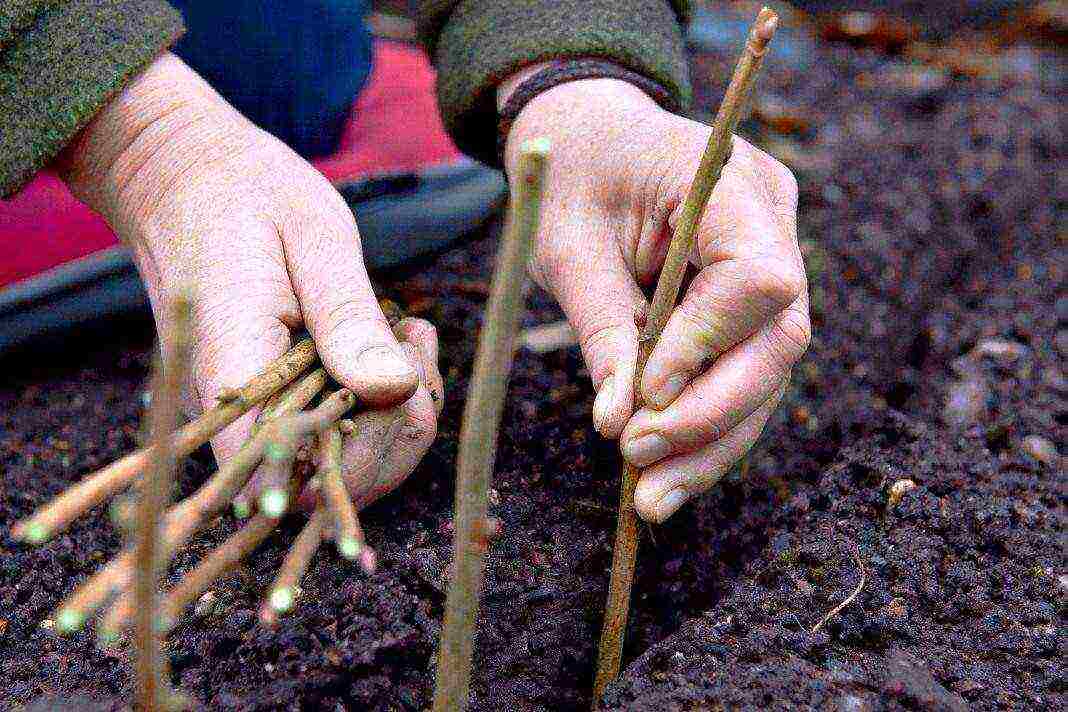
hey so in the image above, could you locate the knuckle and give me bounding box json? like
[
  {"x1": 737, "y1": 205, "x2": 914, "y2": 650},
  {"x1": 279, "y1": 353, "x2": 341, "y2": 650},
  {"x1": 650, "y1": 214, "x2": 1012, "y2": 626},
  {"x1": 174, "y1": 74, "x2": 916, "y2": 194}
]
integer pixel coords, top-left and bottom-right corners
[
  {"x1": 404, "y1": 393, "x2": 439, "y2": 444},
  {"x1": 321, "y1": 298, "x2": 387, "y2": 338},
  {"x1": 752, "y1": 256, "x2": 806, "y2": 310},
  {"x1": 772, "y1": 161, "x2": 799, "y2": 204},
  {"x1": 395, "y1": 317, "x2": 437, "y2": 345},
  {"x1": 767, "y1": 308, "x2": 812, "y2": 370},
  {"x1": 692, "y1": 399, "x2": 732, "y2": 443},
  {"x1": 675, "y1": 301, "x2": 723, "y2": 353}
]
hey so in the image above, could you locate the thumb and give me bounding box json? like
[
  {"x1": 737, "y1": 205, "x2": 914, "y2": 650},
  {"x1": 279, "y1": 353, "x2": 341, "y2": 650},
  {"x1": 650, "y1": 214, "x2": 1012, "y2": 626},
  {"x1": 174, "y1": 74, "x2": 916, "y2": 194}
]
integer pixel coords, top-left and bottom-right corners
[
  {"x1": 285, "y1": 209, "x2": 418, "y2": 407},
  {"x1": 537, "y1": 221, "x2": 646, "y2": 439}
]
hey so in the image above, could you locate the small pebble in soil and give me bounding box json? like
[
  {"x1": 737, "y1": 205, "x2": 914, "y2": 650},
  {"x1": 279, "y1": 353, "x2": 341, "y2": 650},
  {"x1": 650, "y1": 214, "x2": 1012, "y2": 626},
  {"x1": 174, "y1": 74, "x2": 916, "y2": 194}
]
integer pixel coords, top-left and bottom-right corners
[
  {"x1": 943, "y1": 377, "x2": 989, "y2": 427},
  {"x1": 971, "y1": 338, "x2": 1028, "y2": 363},
  {"x1": 194, "y1": 591, "x2": 217, "y2": 619},
  {"x1": 887, "y1": 479, "x2": 916, "y2": 508},
  {"x1": 1021, "y1": 435, "x2": 1058, "y2": 465}
]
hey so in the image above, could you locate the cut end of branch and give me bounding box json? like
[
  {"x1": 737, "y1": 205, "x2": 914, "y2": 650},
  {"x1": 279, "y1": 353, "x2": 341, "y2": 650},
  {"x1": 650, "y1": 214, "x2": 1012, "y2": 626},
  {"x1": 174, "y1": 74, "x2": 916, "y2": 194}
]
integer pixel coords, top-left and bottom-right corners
[
  {"x1": 259, "y1": 489, "x2": 289, "y2": 518},
  {"x1": 232, "y1": 499, "x2": 252, "y2": 519},
  {"x1": 753, "y1": 7, "x2": 780, "y2": 48},
  {"x1": 337, "y1": 536, "x2": 361, "y2": 561},
  {"x1": 55, "y1": 608, "x2": 85, "y2": 635},
  {"x1": 269, "y1": 586, "x2": 295, "y2": 613},
  {"x1": 519, "y1": 136, "x2": 552, "y2": 159},
  {"x1": 14, "y1": 521, "x2": 49, "y2": 544}
]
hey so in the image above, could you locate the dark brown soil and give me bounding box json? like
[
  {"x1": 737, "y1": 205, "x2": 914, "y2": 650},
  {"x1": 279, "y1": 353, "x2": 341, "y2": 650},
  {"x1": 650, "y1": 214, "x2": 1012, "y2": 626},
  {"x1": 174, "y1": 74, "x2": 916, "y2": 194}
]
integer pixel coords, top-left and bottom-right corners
[{"x1": 2, "y1": 10, "x2": 1064, "y2": 712}]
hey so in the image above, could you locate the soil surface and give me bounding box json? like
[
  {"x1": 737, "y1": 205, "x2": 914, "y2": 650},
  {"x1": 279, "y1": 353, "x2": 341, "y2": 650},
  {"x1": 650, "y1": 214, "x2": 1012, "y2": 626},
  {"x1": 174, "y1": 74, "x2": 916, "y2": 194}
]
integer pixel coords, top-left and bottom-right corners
[{"x1": 2, "y1": 6, "x2": 1064, "y2": 712}]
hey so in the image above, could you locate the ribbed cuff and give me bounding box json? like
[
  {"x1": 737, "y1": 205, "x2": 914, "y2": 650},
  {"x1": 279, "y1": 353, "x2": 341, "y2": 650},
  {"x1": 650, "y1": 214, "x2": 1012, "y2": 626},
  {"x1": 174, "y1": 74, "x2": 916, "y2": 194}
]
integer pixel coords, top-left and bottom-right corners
[
  {"x1": 0, "y1": 0, "x2": 185, "y2": 197},
  {"x1": 426, "y1": 0, "x2": 692, "y2": 167}
]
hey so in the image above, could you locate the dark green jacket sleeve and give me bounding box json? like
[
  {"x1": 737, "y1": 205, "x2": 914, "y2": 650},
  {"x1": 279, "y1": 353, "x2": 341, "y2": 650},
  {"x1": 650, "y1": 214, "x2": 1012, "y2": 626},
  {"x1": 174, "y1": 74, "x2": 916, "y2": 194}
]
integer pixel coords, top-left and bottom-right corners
[
  {"x1": 0, "y1": 0, "x2": 185, "y2": 197},
  {"x1": 417, "y1": 0, "x2": 692, "y2": 166}
]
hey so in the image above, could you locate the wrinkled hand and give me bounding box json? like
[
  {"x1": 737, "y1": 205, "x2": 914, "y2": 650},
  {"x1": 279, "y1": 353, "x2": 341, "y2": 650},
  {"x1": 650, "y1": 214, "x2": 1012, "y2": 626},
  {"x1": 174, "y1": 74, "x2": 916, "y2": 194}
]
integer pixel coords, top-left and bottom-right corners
[
  {"x1": 60, "y1": 53, "x2": 442, "y2": 509},
  {"x1": 502, "y1": 75, "x2": 809, "y2": 523}
]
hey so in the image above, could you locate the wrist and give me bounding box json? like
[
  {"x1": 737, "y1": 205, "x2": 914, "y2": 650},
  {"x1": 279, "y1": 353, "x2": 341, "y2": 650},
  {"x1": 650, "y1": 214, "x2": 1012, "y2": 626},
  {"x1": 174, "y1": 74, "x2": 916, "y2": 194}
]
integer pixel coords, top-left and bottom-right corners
[
  {"x1": 58, "y1": 53, "x2": 250, "y2": 227},
  {"x1": 501, "y1": 73, "x2": 659, "y2": 172}
]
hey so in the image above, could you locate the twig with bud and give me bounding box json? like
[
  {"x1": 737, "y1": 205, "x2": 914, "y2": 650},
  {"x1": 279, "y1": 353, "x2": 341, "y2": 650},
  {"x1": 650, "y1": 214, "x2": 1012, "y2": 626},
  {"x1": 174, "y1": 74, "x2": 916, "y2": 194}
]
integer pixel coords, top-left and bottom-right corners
[
  {"x1": 133, "y1": 292, "x2": 193, "y2": 711},
  {"x1": 593, "y1": 6, "x2": 781, "y2": 701},
  {"x1": 431, "y1": 137, "x2": 550, "y2": 712}
]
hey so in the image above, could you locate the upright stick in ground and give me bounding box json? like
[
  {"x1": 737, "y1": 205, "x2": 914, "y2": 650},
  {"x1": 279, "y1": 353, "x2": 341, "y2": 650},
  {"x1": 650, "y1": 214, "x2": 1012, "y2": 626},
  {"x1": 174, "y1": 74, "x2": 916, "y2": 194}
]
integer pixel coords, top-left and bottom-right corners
[
  {"x1": 431, "y1": 138, "x2": 550, "y2": 712},
  {"x1": 592, "y1": 7, "x2": 780, "y2": 701},
  {"x1": 134, "y1": 294, "x2": 194, "y2": 711}
]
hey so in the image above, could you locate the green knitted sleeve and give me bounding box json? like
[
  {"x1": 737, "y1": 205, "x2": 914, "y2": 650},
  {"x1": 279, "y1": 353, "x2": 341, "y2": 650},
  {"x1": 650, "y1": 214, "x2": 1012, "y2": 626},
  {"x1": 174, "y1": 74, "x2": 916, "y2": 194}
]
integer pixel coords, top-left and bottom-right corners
[
  {"x1": 0, "y1": 0, "x2": 184, "y2": 197},
  {"x1": 416, "y1": 0, "x2": 693, "y2": 166}
]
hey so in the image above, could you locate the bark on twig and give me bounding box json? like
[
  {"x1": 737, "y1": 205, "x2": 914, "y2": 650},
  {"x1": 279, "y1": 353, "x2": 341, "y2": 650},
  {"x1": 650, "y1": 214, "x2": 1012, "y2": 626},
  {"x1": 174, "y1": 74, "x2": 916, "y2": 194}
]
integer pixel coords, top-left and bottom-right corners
[
  {"x1": 12, "y1": 339, "x2": 319, "y2": 543},
  {"x1": 593, "y1": 7, "x2": 780, "y2": 701},
  {"x1": 260, "y1": 507, "x2": 325, "y2": 626},
  {"x1": 97, "y1": 401, "x2": 349, "y2": 637},
  {"x1": 431, "y1": 138, "x2": 550, "y2": 712},
  {"x1": 134, "y1": 294, "x2": 193, "y2": 711},
  {"x1": 319, "y1": 426, "x2": 376, "y2": 574},
  {"x1": 58, "y1": 392, "x2": 353, "y2": 634},
  {"x1": 155, "y1": 515, "x2": 278, "y2": 634},
  {"x1": 253, "y1": 367, "x2": 328, "y2": 434}
]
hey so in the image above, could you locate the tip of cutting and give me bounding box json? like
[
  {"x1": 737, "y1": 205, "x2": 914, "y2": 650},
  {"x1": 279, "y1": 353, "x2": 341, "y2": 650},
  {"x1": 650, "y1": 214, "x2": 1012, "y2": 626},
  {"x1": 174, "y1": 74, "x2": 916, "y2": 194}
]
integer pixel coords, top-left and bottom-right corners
[
  {"x1": 56, "y1": 609, "x2": 85, "y2": 634},
  {"x1": 18, "y1": 521, "x2": 50, "y2": 544},
  {"x1": 755, "y1": 8, "x2": 780, "y2": 43},
  {"x1": 233, "y1": 499, "x2": 252, "y2": 519},
  {"x1": 269, "y1": 587, "x2": 295, "y2": 613},
  {"x1": 338, "y1": 536, "x2": 361, "y2": 561},
  {"x1": 260, "y1": 489, "x2": 289, "y2": 519},
  {"x1": 520, "y1": 136, "x2": 552, "y2": 158}
]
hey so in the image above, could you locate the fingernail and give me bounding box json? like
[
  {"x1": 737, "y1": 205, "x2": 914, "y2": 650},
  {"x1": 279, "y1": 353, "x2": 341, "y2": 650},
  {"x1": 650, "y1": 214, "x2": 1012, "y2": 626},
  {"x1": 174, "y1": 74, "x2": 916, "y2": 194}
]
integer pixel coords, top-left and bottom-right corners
[
  {"x1": 592, "y1": 375, "x2": 616, "y2": 433},
  {"x1": 622, "y1": 433, "x2": 672, "y2": 467},
  {"x1": 647, "y1": 373, "x2": 689, "y2": 410},
  {"x1": 358, "y1": 346, "x2": 416, "y2": 379},
  {"x1": 654, "y1": 488, "x2": 690, "y2": 523}
]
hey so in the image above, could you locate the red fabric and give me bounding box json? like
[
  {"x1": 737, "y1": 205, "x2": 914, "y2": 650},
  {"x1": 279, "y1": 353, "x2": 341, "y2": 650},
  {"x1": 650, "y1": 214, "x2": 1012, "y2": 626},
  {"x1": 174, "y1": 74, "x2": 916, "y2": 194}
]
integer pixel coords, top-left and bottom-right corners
[{"x1": 0, "y1": 40, "x2": 461, "y2": 288}]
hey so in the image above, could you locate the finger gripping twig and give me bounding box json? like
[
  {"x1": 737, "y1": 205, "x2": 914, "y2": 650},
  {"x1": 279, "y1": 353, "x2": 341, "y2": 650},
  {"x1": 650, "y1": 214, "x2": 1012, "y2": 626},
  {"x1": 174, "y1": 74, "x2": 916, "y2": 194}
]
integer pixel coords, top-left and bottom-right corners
[{"x1": 593, "y1": 7, "x2": 780, "y2": 702}]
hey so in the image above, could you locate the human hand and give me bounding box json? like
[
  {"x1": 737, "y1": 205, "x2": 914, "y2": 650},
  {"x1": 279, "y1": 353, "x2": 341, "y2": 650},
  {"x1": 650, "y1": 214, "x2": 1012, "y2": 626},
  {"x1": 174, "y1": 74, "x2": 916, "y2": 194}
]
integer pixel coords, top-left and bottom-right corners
[
  {"x1": 501, "y1": 73, "x2": 809, "y2": 523},
  {"x1": 59, "y1": 53, "x2": 443, "y2": 510}
]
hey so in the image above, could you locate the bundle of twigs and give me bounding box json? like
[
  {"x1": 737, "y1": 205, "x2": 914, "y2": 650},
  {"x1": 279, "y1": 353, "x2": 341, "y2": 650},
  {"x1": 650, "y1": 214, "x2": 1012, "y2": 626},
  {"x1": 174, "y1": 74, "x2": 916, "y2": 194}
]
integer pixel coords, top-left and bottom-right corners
[{"x1": 10, "y1": 300, "x2": 416, "y2": 653}]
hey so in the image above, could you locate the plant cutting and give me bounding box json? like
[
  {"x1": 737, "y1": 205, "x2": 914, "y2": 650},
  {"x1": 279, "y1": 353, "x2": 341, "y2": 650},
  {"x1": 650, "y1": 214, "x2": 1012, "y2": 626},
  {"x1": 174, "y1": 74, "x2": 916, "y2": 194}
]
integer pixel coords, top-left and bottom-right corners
[
  {"x1": 432, "y1": 137, "x2": 551, "y2": 712},
  {"x1": 132, "y1": 291, "x2": 193, "y2": 711},
  {"x1": 12, "y1": 299, "x2": 425, "y2": 708},
  {"x1": 592, "y1": 6, "x2": 782, "y2": 700}
]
